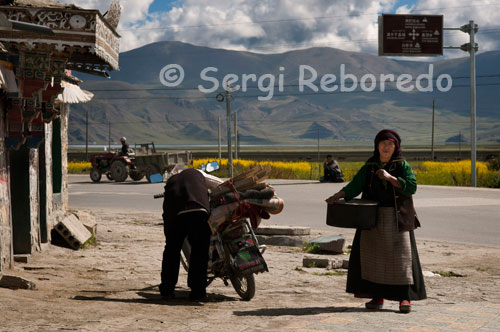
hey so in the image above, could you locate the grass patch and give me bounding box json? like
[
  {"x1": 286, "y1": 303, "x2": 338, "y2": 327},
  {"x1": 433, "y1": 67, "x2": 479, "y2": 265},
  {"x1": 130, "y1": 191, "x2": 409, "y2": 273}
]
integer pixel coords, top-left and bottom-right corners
[
  {"x1": 433, "y1": 270, "x2": 465, "y2": 277},
  {"x1": 81, "y1": 234, "x2": 97, "y2": 249},
  {"x1": 302, "y1": 242, "x2": 322, "y2": 254}
]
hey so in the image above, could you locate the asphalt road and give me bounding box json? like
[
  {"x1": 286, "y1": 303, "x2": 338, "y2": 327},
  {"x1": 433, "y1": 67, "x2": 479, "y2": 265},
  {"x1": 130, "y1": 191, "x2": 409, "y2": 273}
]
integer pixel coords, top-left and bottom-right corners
[{"x1": 69, "y1": 174, "x2": 500, "y2": 246}]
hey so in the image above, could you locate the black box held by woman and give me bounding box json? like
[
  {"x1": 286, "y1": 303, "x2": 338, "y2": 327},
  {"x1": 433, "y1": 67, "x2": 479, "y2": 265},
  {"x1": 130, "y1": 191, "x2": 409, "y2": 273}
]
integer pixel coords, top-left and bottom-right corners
[{"x1": 326, "y1": 198, "x2": 378, "y2": 229}]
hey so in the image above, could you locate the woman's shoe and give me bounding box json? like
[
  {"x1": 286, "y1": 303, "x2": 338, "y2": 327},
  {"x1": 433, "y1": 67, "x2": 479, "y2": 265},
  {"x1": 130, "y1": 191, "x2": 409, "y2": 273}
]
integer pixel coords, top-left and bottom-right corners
[
  {"x1": 365, "y1": 298, "x2": 384, "y2": 310},
  {"x1": 399, "y1": 300, "x2": 411, "y2": 313}
]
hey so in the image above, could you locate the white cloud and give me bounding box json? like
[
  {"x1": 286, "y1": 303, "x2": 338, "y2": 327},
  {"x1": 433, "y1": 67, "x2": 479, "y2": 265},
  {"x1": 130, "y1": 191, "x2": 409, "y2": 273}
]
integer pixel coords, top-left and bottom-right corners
[{"x1": 59, "y1": 0, "x2": 500, "y2": 57}]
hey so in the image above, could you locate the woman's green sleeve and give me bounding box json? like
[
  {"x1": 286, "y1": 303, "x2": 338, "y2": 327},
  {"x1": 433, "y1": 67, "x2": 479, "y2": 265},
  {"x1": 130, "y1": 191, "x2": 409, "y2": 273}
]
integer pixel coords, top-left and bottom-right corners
[
  {"x1": 396, "y1": 160, "x2": 417, "y2": 196},
  {"x1": 341, "y1": 164, "x2": 367, "y2": 201}
]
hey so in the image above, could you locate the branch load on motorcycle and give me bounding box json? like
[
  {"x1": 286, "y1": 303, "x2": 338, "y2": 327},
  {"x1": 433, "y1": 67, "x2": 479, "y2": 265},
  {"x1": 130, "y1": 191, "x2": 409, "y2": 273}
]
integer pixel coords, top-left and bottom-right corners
[{"x1": 155, "y1": 163, "x2": 285, "y2": 300}]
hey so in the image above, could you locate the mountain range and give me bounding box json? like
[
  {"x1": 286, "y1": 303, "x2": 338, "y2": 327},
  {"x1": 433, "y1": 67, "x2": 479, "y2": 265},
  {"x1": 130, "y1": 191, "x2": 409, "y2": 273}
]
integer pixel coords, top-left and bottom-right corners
[{"x1": 68, "y1": 41, "x2": 500, "y2": 146}]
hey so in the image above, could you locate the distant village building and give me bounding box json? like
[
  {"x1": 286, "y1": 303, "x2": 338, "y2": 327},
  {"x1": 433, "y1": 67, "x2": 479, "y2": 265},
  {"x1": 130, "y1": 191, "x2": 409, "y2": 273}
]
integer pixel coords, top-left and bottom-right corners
[{"x1": 0, "y1": 0, "x2": 120, "y2": 273}]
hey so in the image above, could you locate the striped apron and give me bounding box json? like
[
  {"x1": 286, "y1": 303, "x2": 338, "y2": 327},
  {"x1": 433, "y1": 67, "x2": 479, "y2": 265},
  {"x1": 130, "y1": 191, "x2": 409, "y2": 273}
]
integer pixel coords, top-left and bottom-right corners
[{"x1": 360, "y1": 207, "x2": 413, "y2": 285}]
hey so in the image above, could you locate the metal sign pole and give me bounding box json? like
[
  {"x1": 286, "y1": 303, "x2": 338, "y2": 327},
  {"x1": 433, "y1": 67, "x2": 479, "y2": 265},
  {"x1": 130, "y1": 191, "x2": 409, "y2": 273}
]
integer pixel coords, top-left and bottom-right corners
[
  {"x1": 444, "y1": 21, "x2": 478, "y2": 187},
  {"x1": 379, "y1": 15, "x2": 478, "y2": 187},
  {"x1": 469, "y1": 20, "x2": 477, "y2": 187}
]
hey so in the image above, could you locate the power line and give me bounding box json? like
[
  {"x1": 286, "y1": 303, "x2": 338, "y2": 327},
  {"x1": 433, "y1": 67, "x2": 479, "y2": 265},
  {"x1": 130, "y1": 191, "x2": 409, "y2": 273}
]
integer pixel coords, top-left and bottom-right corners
[
  {"x1": 117, "y1": 3, "x2": 500, "y2": 32},
  {"x1": 81, "y1": 119, "x2": 500, "y2": 125},
  {"x1": 85, "y1": 74, "x2": 500, "y2": 93},
  {"x1": 117, "y1": 27, "x2": 500, "y2": 57},
  {"x1": 90, "y1": 82, "x2": 500, "y2": 101}
]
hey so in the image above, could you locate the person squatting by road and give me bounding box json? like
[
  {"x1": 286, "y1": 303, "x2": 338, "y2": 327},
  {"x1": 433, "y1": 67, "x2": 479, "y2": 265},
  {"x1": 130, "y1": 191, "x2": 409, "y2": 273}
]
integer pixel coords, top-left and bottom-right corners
[
  {"x1": 321, "y1": 154, "x2": 344, "y2": 183},
  {"x1": 159, "y1": 168, "x2": 212, "y2": 301},
  {"x1": 325, "y1": 129, "x2": 426, "y2": 313}
]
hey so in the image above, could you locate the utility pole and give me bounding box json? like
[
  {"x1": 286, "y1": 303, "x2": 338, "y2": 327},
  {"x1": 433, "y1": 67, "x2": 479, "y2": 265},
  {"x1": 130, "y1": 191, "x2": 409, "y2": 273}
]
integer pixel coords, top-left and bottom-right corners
[
  {"x1": 85, "y1": 110, "x2": 89, "y2": 161},
  {"x1": 108, "y1": 122, "x2": 111, "y2": 152},
  {"x1": 431, "y1": 99, "x2": 435, "y2": 161},
  {"x1": 234, "y1": 109, "x2": 238, "y2": 159},
  {"x1": 225, "y1": 85, "x2": 233, "y2": 178},
  {"x1": 459, "y1": 130, "x2": 462, "y2": 160},
  {"x1": 218, "y1": 116, "x2": 221, "y2": 159},
  {"x1": 317, "y1": 127, "x2": 320, "y2": 179}
]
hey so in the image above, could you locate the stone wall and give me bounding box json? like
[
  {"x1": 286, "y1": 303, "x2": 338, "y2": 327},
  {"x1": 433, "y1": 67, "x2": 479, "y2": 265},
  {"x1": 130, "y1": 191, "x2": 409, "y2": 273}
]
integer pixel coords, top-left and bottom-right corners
[{"x1": 0, "y1": 99, "x2": 12, "y2": 272}]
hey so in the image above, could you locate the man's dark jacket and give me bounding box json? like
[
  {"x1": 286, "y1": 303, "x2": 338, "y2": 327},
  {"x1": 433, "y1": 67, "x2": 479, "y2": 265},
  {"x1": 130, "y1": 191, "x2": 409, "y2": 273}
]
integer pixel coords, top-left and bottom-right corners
[{"x1": 162, "y1": 169, "x2": 210, "y2": 224}]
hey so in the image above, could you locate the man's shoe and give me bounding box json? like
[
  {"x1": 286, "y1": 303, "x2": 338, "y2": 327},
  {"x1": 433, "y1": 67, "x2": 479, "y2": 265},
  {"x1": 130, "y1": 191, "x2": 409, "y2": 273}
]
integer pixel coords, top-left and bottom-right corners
[
  {"x1": 399, "y1": 300, "x2": 411, "y2": 313},
  {"x1": 365, "y1": 298, "x2": 384, "y2": 310}
]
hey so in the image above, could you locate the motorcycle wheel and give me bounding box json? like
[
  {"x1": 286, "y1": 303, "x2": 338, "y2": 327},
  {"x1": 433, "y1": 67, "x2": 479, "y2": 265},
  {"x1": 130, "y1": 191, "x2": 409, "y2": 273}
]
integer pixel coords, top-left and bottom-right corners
[
  {"x1": 111, "y1": 161, "x2": 129, "y2": 182},
  {"x1": 90, "y1": 168, "x2": 101, "y2": 183},
  {"x1": 106, "y1": 172, "x2": 113, "y2": 181},
  {"x1": 230, "y1": 273, "x2": 255, "y2": 301}
]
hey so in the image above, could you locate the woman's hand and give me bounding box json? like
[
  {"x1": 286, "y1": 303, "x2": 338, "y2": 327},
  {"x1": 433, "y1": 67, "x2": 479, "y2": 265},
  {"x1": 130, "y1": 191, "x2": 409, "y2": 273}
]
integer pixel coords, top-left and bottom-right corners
[
  {"x1": 376, "y1": 169, "x2": 402, "y2": 189},
  {"x1": 376, "y1": 169, "x2": 393, "y2": 181},
  {"x1": 325, "y1": 191, "x2": 345, "y2": 204}
]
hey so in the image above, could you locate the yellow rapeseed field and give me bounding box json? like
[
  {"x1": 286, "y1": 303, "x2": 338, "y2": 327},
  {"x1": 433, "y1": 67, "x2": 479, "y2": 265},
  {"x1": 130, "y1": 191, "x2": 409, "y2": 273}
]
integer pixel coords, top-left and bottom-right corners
[
  {"x1": 414, "y1": 160, "x2": 499, "y2": 187},
  {"x1": 68, "y1": 158, "x2": 500, "y2": 188},
  {"x1": 68, "y1": 161, "x2": 92, "y2": 173}
]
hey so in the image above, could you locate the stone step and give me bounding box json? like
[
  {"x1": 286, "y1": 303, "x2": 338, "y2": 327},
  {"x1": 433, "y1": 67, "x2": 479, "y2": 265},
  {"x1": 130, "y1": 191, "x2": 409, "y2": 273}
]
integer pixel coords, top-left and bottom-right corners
[
  {"x1": 309, "y1": 235, "x2": 346, "y2": 254},
  {"x1": 13, "y1": 255, "x2": 30, "y2": 263},
  {"x1": 302, "y1": 254, "x2": 345, "y2": 269},
  {"x1": 255, "y1": 225, "x2": 311, "y2": 236},
  {"x1": 256, "y1": 235, "x2": 309, "y2": 247},
  {"x1": 0, "y1": 275, "x2": 36, "y2": 290}
]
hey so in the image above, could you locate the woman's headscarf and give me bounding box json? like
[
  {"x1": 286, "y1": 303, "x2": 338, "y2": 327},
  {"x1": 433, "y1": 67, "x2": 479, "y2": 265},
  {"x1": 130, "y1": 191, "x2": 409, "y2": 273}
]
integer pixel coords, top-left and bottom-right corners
[{"x1": 373, "y1": 129, "x2": 402, "y2": 160}]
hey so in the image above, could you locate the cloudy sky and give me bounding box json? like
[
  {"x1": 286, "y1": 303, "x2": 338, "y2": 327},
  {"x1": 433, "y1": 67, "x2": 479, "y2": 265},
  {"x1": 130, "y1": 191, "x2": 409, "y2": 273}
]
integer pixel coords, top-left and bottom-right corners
[{"x1": 61, "y1": 0, "x2": 500, "y2": 57}]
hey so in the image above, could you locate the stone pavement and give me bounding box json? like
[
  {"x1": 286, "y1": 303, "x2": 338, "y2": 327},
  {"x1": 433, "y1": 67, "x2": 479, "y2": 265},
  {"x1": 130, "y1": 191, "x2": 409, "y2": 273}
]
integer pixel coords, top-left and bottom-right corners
[
  {"x1": 2, "y1": 210, "x2": 499, "y2": 332},
  {"x1": 268, "y1": 302, "x2": 500, "y2": 332}
]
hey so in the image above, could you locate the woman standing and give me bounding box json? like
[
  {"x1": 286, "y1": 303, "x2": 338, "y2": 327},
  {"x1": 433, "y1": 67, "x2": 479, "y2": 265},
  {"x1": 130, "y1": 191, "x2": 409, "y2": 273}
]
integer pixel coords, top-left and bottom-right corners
[{"x1": 325, "y1": 129, "x2": 426, "y2": 313}]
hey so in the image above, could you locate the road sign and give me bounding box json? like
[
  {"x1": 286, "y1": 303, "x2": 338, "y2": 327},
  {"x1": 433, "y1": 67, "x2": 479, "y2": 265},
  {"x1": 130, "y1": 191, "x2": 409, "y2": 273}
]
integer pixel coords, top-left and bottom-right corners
[{"x1": 379, "y1": 14, "x2": 443, "y2": 56}]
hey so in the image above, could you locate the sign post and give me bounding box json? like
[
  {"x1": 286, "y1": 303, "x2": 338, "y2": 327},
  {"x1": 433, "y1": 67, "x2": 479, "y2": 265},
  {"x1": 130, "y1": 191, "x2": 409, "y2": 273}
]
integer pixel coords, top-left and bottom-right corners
[
  {"x1": 379, "y1": 14, "x2": 443, "y2": 56},
  {"x1": 379, "y1": 14, "x2": 478, "y2": 186}
]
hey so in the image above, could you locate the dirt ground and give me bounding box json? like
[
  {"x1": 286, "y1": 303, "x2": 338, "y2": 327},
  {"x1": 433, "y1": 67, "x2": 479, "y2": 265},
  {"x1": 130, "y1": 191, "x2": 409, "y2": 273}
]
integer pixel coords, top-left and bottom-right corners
[{"x1": 1, "y1": 209, "x2": 500, "y2": 331}]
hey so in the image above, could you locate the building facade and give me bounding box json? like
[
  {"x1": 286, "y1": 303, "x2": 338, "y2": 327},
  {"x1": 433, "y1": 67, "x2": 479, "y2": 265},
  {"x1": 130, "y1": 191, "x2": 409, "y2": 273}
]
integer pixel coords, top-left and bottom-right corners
[{"x1": 0, "y1": 0, "x2": 119, "y2": 273}]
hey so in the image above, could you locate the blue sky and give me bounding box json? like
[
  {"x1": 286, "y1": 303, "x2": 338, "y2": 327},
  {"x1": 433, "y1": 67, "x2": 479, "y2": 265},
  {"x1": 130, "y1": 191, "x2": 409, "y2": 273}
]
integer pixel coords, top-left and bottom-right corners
[
  {"x1": 149, "y1": 0, "x2": 179, "y2": 13},
  {"x1": 148, "y1": 0, "x2": 420, "y2": 14}
]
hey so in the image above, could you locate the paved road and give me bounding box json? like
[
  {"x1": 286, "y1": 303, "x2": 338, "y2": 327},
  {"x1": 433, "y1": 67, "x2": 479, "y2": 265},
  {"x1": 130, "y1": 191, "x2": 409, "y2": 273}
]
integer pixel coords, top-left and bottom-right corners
[{"x1": 69, "y1": 175, "x2": 500, "y2": 246}]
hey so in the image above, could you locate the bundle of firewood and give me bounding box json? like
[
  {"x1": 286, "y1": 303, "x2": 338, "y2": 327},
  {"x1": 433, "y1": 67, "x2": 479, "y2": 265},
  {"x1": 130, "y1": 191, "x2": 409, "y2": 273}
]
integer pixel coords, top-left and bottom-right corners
[{"x1": 204, "y1": 165, "x2": 284, "y2": 234}]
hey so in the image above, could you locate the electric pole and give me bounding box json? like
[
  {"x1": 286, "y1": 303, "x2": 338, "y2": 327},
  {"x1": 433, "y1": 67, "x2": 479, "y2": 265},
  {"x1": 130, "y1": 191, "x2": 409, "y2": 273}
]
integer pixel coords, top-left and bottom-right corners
[
  {"x1": 218, "y1": 116, "x2": 221, "y2": 159},
  {"x1": 225, "y1": 85, "x2": 233, "y2": 178},
  {"x1": 234, "y1": 110, "x2": 238, "y2": 159},
  {"x1": 431, "y1": 99, "x2": 435, "y2": 161},
  {"x1": 108, "y1": 122, "x2": 111, "y2": 151}
]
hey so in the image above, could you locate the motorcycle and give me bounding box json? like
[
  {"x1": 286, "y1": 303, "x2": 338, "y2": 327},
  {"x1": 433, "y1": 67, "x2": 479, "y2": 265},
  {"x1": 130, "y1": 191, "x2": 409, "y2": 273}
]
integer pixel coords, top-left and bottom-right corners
[
  {"x1": 153, "y1": 163, "x2": 268, "y2": 301},
  {"x1": 181, "y1": 219, "x2": 266, "y2": 300}
]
